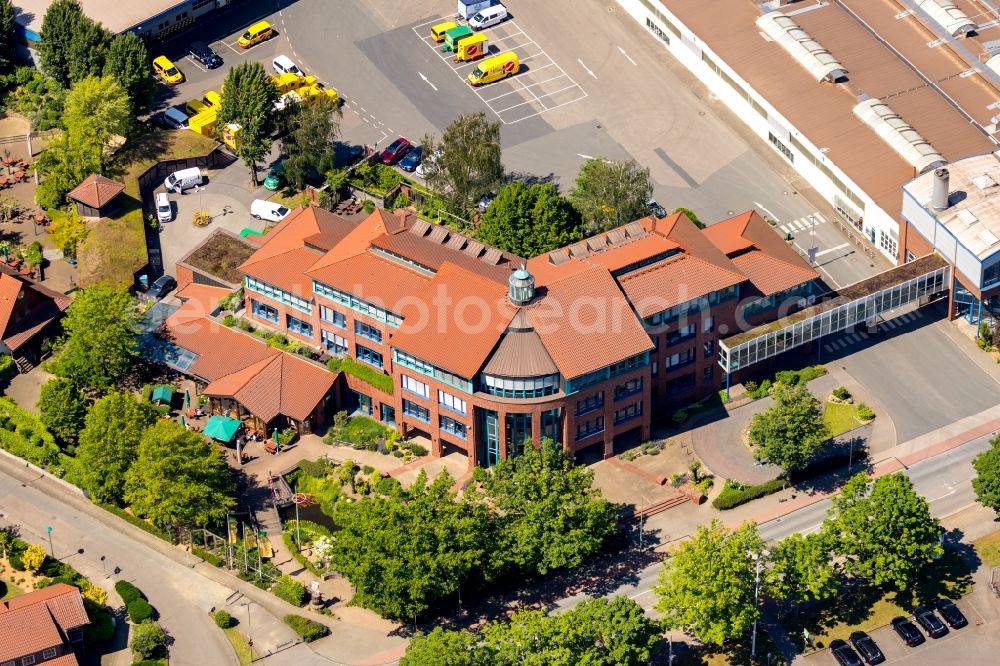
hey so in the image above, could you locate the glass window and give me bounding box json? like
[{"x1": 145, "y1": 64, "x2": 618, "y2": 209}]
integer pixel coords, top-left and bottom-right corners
[
  {"x1": 614, "y1": 377, "x2": 642, "y2": 401},
  {"x1": 575, "y1": 416, "x2": 604, "y2": 441},
  {"x1": 251, "y1": 299, "x2": 277, "y2": 323},
  {"x1": 613, "y1": 401, "x2": 642, "y2": 425},
  {"x1": 393, "y1": 350, "x2": 473, "y2": 393},
  {"x1": 356, "y1": 344, "x2": 383, "y2": 369},
  {"x1": 438, "y1": 390, "x2": 467, "y2": 415},
  {"x1": 482, "y1": 373, "x2": 560, "y2": 399},
  {"x1": 505, "y1": 413, "x2": 532, "y2": 456},
  {"x1": 666, "y1": 349, "x2": 695, "y2": 369},
  {"x1": 439, "y1": 415, "x2": 467, "y2": 440},
  {"x1": 381, "y1": 404, "x2": 396, "y2": 426},
  {"x1": 704, "y1": 339, "x2": 714, "y2": 358},
  {"x1": 704, "y1": 315, "x2": 714, "y2": 332},
  {"x1": 287, "y1": 314, "x2": 313, "y2": 338},
  {"x1": 402, "y1": 399, "x2": 429, "y2": 423},
  {"x1": 246, "y1": 277, "x2": 311, "y2": 313},
  {"x1": 355, "y1": 320, "x2": 383, "y2": 343},
  {"x1": 321, "y1": 329, "x2": 347, "y2": 355},
  {"x1": 667, "y1": 323, "x2": 696, "y2": 346},
  {"x1": 704, "y1": 365, "x2": 714, "y2": 382},
  {"x1": 401, "y1": 374, "x2": 429, "y2": 398},
  {"x1": 319, "y1": 306, "x2": 346, "y2": 328},
  {"x1": 576, "y1": 392, "x2": 604, "y2": 415}
]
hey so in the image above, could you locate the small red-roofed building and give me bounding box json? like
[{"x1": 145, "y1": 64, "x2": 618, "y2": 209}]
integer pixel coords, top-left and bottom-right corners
[{"x1": 0, "y1": 583, "x2": 89, "y2": 666}]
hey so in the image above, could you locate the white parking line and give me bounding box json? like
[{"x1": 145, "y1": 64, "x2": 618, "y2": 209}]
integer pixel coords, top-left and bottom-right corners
[
  {"x1": 222, "y1": 41, "x2": 243, "y2": 55},
  {"x1": 482, "y1": 72, "x2": 566, "y2": 102},
  {"x1": 185, "y1": 56, "x2": 207, "y2": 73},
  {"x1": 413, "y1": 16, "x2": 446, "y2": 29},
  {"x1": 507, "y1": 93, "x2": 588, "y2": 124}
]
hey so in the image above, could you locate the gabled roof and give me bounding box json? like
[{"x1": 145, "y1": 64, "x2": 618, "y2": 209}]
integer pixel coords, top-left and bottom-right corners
[
  {"x1": 310, "y1": 251, "x2": 432, "y2": 315},
  {"x1": 0, "y1": 583, "x2": 88, "y2": 662},
  {"x1": 617, "y1": 254, "x2": 746, "y2": 318},
  {"x1": 731, "y1": 251, "x2": 819, "y2": 297},
  {"x1": 0, "y1": 267, "x2": 70, "y2": 352},
  {"x1": 66, "y1": 173, "x2": 124, "y2": 209}
]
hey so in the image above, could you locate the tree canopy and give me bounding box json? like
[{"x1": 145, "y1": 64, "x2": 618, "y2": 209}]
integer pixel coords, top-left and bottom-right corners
[
  {"x1": 422, "y1": 112, "x2": 503, "y2": 209},
  {"x1": 654, "y1": 519, "x2": 765, "y2": 646},
  {"x1": 475, "y1": 182, "x2": 583, "y2": 257},
  {"x1": 217, "y1": 62, "x2": 279, "y2": 186},
  {"x1": 826, "y1": 472, "x2": 942, "y2": 589},
  {"x1": 767, "y1": 530, "x2": 839, "y2": 605},
  {"x1": 0, "y1": 0, "x2": 16, "y2": 75},
  {"x1": 972, "y1": 435, "x2": 1000, "y2": 515},
  {"x1": 124, "y1": 420, "x2": 236, "y2": 528},
  {"x1": 747, "y1": 382, "x2": 830, "y2": 471},
  {"x1": 570, "y1": 158, "x2": 652, "y2": 232},
  {"x1": 38, "y1": 0, "x2": 110, "y2": 86},
  {"x1": 48, "y1": 284, "x2": 137, "y2": 393},
  {"x1": 74, "y1": 391, "x2": 156, "y2": 504},
  {"x1": 104, "y1": 32, "x2": 153, "y2": 113},
  {"x1": 37, "y1": 378, "x2": 88, "y2": 445},
  {"x1": 400, "y1": 627, "x2": 480, "y2": 666},
  {"x1": 280, "y1": 96, "x2": 341, "y2": 189}
]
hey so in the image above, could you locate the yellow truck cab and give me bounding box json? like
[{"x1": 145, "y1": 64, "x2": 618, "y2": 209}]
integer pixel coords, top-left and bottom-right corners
[
  {"x1": 184, "y1": 98, "x2": 208, "y2": 116},
  {"x1": 152, "y1": 56, "x2": 183, "y2": 85},
  {"x1": 238, "y1": 21, "x2": 274, "y2": 48},
  {"x1": 454, "y1": 33, "x2": 487, "y2": 62},
  {"x1": 201, "y1": 91, "x2": 222, "y2": 108},
  {"x1": 467, "y1": 52, "x2": 519, "y2": 86},
  {"x1": 430, "y1": 21, "x2": 458, "y2": 42}
]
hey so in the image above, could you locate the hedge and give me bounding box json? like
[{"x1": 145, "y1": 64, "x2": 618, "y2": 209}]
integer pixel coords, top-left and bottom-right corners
[
  {"x1": 0, "y1": 397, "x2": 60, "y2": 467},
  {"x1": 97, "y1": 504, "x2": 170, "y2": 541},
  {"x1": 283, "y1": 614, "x2": 330, "y2": 642},
  {"x1": 127, "y1": 598, "x2": 154, "y2": 623},
  {"x1": 326, "y1": 357, "x2": 394, "y2": 394},
  {"x1": 272, "y1": 575, "x2": 307, "y2": 606},
  {"x1": 191, "y1": 546, "x2": 224, "y2": 567},
  {"x1": 283, "y1": 532, "x2": 323, "y2": 577},
  {"x1": 0, "y1": 355, "x2": 14, "y2": 382},
  {"x1": 712, "y1": 478, "x2": 789, "y2": 510},
  {"x1": 115, "y1": 580, "x2": 144, "y2": 605}
]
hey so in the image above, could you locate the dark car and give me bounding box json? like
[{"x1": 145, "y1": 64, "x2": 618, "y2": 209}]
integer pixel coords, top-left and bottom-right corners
[
  {"x1": 147, "y1": 275, "x2": 176, "y2": 300},
  {"x1": 398, "y1": 145, "x2": 423, "y2": 172},
  {"x1": 647, "y1": 196, "x2": 667, "y2": 219},
  {"x1": 830, "y1": 639, "x2": 863, "y2": 666},
  {"x1": 848, "y1": 631, "x2": 885, "y2": 665},
  {"x1": 934, "y1": 598, "x2": 968, "y2": 629},
  {"x1": 891, "y1": 616, "x2": 925, "y2": 647},
  {"x1": 380, "y1": 137, "x2": 412, "y2": 165},
  {"x1": 913, "y1": 605, "x2": 948, "y2": 638},
  {"x1": 189, "y1": 41, "x2": 223, "y2": 69}
]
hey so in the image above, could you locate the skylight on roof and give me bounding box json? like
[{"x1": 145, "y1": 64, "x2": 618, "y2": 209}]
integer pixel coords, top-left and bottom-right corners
[
  {"x1": 958, "y1": 209, "x2": 979, "y2": 225},
  {"x1": 979, "y1": 229, "x2": 1000, "y2": 246},
  {"x1": 853, "y1": 99, "x2": 945, "y2": 172},
  {"x1": 755, "y1": 11, "x2": 847, "y2": 82},
  {"x1": 973, "y1": 174, "x2": 997, "y2": 190}
]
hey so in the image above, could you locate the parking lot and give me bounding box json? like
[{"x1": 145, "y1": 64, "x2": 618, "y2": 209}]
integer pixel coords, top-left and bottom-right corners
[{"x1": 411, "y1": 16, "x2": 587, "y2": 124}]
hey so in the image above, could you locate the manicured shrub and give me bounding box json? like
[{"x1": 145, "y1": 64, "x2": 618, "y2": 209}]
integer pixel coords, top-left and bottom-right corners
[
  {"x1": 671, "y1": 409, "x2": 688, "y2": 424},
  {"x1": 272, "y1": 575, "x2": 307, "y2": 606},
  {"x1": 711, "y1": 478, "x2": 789, "y2": 510},
  {"x1": 832, "y1": 387, "x2": 851, "y2": 400},
  {"x1": 283, "y1": 614, "x2": 330, "y2": 642},
  {"x1": 115, "y1": 580, "x2": 143, "y2": 605},
  {"x1": 127, "y1": 598, "x2": 154, "y2": 623},
  {"x1": 857, "y1": 404, "x2": 875, "y2": 421},
  {"x1": 8, "y1": 552, "x2": 24, "y2": 571},
  {"x1": 213, "y1": 609, "x2": 232, "y2": 629}
]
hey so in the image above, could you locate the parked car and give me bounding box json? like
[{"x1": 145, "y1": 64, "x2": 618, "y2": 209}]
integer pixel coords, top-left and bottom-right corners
[
  {"x1": 848, "y1": 631, "x2": 885, "y2": 665},
  {"x1": 647, "y1": 196, "x2": 667, "y2": 219},
  {"x1": 477, "y1": 190, "x2": 497, "y2": 213},
  {"x1": 159, "y1": 106, "x2": 189, "y2": 130},
  {"x1": 263, "y1": 163, "x2": 286, "y2": 192},
  {"x1": 399, "y1": 145, "x2": 423, "y2": 172},
  {"x1": 913, "y1": 605, "x2": 948, "y2": 638},
  {"x1": 155, "y1": 192, "x2": 173, "y2": 224},
  {"x1": 152, "y1": 55, "x2": 183, "y2": 85},
  {"x1": 189, "y1": 41, "x2": 222, "y2": 68},
  {"x1": 830, "y1": 639, "x2": 863, "y2": 666},
  {"x1": 380, "y1": 137, "x2": 412, "y2": 165},
  {"x1": 272, "y1": 55, "x2": 303, "y2": 76},
  {"x1": 250, "y1": 199, "x2": 291, "y2": 223},
  {"x1": 415, "y1": 149, "x2": 439, "y2": 179},
  {"x1": 147, "y1": 275, "x2": 176, "y2": 300},
  {"x1": 934, "y1": 598, "x2": 968, "y2": 629},
  {"x1": 238, "y1": 21, "x2": 274, "y2": 49},
  {"x1": 891, "y1": 616, "x2": 925, "y2": 647}
]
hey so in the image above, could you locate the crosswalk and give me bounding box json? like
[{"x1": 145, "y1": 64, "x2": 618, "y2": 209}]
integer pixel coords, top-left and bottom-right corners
[
  {"x1": 778, "y1": 211, "x2": 827, "y2": 235},
  {"x1": 822, "y1": 310, "x2": 924, "y2": 353}
]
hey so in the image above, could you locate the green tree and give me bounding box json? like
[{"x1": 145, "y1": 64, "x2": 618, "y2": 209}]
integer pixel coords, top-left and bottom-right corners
[
  {"x1": 481, "y1": 437, "x2": 617, "y2": 577},
  {"x1": 124, "y1": 420, "x2": 236, "y2": 528},
  {"x1": 654, "y1": 519, "x2": 765, "y2": 646},
  {"x1": 421, "y1": 112, "x2": 503, "y2": 209},
  {"x1": 747, "y1": 382, "x2": 830, "y2": 472},
  {"x1": 281, "y1": 96, "x2": 341, "y2": 190},
  {"x1": 75, "y1": 391, "x2": 156, "y2": 504},
  {"x1": 475, "y1": 182, "x2": 583, "y2": 257},
  {"x1": 217, "y1": 61, "x2": 279, "y2": 186},
  {"x1": 129, "y1": 620, "x2": 166, "y2": 660},
  {"x1": 37, "y1": 378, "x2": 88, "y2": 445},
  {"x1": 827, "y1": 472, "x2": 942, "y2": 589},
  {"x1": 104, "y1": 32, "x2": 153, "y2": 113},
  {"x1": 570, "y1": 158, "x2": 652, "y2": 232},
  {"x1": 48, "y1": 284, "x2": 137, "y2": 392},
  {"x1": 38, "y1": 0, "x2": 83, "y2": 86},
  {"x1": 0, "y1": 0, "x2": 16, "y2": 74},
  {"x1": 63, "y1": 75, "x2": 132, "y2": 141},
  {"x1": 327, "y1": 469, "x2": 488, "y2": 621},
  {"x1": 50, "y1": 208, "x2": 89, "y2": 257},
  {"x1": 768, "y1": 531, "x2": 839, "y2": 606},
  {"x1": 66, "y1": 16, "x2": 110, "y2": 84},
  {"x1": 22, "y1": 543, "x2": 46, "y2": 572},
  {"x1": 401, "y1": 627, "x2": 483, "y2": 666},
  {"x1": 972, "y1": 435, "x2": 1000, "y2": 515}
]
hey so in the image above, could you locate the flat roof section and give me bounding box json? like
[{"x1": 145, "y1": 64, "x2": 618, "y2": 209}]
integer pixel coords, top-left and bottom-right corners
[{"x1": 15, "y1": 0, "x2": 188, "y2": 34}]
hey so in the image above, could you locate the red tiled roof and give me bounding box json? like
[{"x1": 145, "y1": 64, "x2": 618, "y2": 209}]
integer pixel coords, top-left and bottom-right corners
[
  {"x1": 309, "y1": 251, "x2": 431, "y2": 315},
  {"x1": 244, "y1": 246, "x2": 321, "y2": 298},
  {"x1": 369, "y1": 227, "x2": 518, "y2": 284},
  {"x1": 175, "y1": 283, "x2": 230, "y2": 314},
  {"x1": 731, "y1": 251, "x2": 819, "y2": 296},
  {"x1": 66, "y1": 174, "x2": 124, "y2": 210},
  {"x1": 42, "y1": 654, "x2": 80, "y2": 666},
  {"x1": 703, "y1": 218, "x2": 755, "y2": 255},
  {"x1": 0, "y1": 267, "x2": 70, "y2": 352},
  {"x1": 389, "y1": 262, "x2": 515, "y2": 378},
  {"x1": 0, "y1": 272, "x2": 24, "y2": 335},
  {"x1": 0, "y1": 584, "x2": 88, "y2": 662},
  {"x1": 204, "y1": 353, "x2": 333, "y2": 422},
  {"x1": 526, "y1": 266, "x2": 654, "y2": 379},
  {"x1": 617, "y1": 254, "x2": 746, "y2": 318}
]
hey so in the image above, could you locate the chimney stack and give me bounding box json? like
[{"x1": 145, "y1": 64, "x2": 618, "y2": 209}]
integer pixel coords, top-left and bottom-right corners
[{"x1": 932, "y1": 168, "x2": 950, "y2": 210}]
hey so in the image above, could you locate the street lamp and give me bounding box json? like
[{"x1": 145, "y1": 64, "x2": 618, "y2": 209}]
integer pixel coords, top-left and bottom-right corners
[
  {"x1": 240, "y1": 601, "x2": 253, "y2": 647},
  {"x1": 44, "y1": 525, "x2": 54, "y2": 557},
  {"x1": 749, "y1": 548, "x2": 770, "y2": 662}
]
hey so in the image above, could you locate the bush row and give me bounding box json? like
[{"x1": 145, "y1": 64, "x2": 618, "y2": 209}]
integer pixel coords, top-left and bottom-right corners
[
  {"x1": 283, "y1": 614, "x2": 330, "y2": 642},
  {"x1": 712, "y1": 478, "x2": 789, "y2": 510},
  {"x1": 97, "y1": 503, "x2": 170, "y2": 541},
  {"x1": 326, "y1": 357, "x2": 394, "y2": 394}
]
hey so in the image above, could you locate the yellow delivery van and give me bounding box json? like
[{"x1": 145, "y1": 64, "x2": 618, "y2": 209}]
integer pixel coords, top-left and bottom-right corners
[
  {"x1": 455, "y1": 33, "x2": 487, "y2": 62},
  {"x1": 430, "y1": 21, "x2": 458, "y2": 42},
  {"x1": 467, "y1": 52, "x2": 519, "y2": 86},
  {"x1": 238, "y1": 21, "x2": 274, "y2": 49}
]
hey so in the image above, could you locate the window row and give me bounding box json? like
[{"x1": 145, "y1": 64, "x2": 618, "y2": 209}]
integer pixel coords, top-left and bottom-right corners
[
  {"x1": 401, "y1": 399, "x2": 429, "y2": 423},
  {"x1": 482, "y1": 373, "x2": 560, "y2": 399},
  {"x1": 313, "y1": 280, "x2": 403, "y2": 327},
  {"x1": 401, "y1": 374, "x2": 429, "y2": 399},
  {"x1": 576, "y1": 392, "x2": 604, "y2": 416},
  {"x1": 245, "y1": 277, "x2": 311, "y2": 313},
  {"x1": 613, "y1": 401, "x2": 642, "y2": 425},
  {"x1": 575, "y1": 416, "x2": 605, "y2": 441},
  {"x1": 614, "y1": 377, "x2": 642, "y2": 402},
  {"x1": 392, "y1": 349, "x2": 474, "y2": 393}
]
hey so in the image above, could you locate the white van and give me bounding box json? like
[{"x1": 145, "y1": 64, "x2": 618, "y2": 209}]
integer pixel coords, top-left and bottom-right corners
[
  {"x1": 164, "y1": 167, "x2": 203, "y2": 193},
  {"x1": 469, "y1": 3, "x2": 508, "y2": 30},
  {"x1": 160, "y1": 106, "x2": 189, "y2": 130},
  {"x1": 155, "y1": 192, "x2": 173, "y2": 223},
  {"x1": 272, "y1": 55, "x2": 303, "y2": 76},
  {"x1": 250, "y1": 199, "x2": 291, "y2": 223}
]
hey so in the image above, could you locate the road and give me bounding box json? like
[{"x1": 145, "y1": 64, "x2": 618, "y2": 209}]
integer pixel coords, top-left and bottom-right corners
[
  {"x1": 0, "y1": 454, "x2": 238, "y2": 666},
  {"x1": 554, "y1": 432, "x2": 994, "y2": 614}
]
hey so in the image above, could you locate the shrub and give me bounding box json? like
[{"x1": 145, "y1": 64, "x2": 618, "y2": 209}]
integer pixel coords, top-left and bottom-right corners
[
  {"x1": 213, "y1": 610, "x2": 232, "y2": 629},
  {"x1": 83, "y1": 583, "x2": 109, "y2": 606},
  {"x1": 9, "y1": 552, "x2": 24, "y2": 570},
  {"x1": 272, "y1": 575, "x2": 307, "y2": 606},
  {"x1": 376, "y1": 476, "x2": 400, "y2": 496},
  {"x1": 697, "y1": 477, "x2": 714, "y2": 495},
  {"x1": 191, "y1": 547, "x2": 224, "y2": 567},
  {"x1": 362, "y1": 464, "x2": 375, "y2": 475},
  {"x1": 0, "y1": 355, "x2": 14, "y2": 382},
  {"x1": 832, "y1": 387, "x2": 851, "y2": 400},
  {"x1": 857, "y1": 403, "x2": 875, "y2": 421},
  {"x1": 129, "y1": 620, "x2": 166, "y2": 660},
  {"x1": 712, "y1": 478, "x2": 788, "y2": 510},
  {"x1": 362, "y1": 200, "x2": 376, "y2": 213},
  {"x1": 115, "y1": 580, "x2": 144, "y2": 605},
  {"x1": 284, "y1": 614, "x2": 330, "y2": 642},
  {"x1": 403, "y1": 440, "x2": 428, "y2": 457},
  {"x1": 298, "y1": 458, "x2": 329, "y2": 478},
  {"x1": 127, "y1": 599, "x2": 154, "y2": 623},
  {"x1": 222, "y1": 314, "x2": 235, "y2": 327},
  {"x1": 747, "y1": 379, "x2": 772, "y2": 400},
  {"x1": 671, "y1": 409, "x2": 688, "y2": 424},
  {"x1": 22, "y1": 544, "x2": 46, "y2": 572}
]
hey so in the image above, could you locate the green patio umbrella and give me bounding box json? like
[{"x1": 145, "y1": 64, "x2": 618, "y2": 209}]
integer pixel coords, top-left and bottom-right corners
[
  {"x1": 203, "y1": 415, "x2": 241, "y2": 443},
  {"x1": 151, "y1": 386, "x2": 174, "y2": 405},
  {"x1": 179, "y1": 415, "x2": 185, "y2": 428},
  {"x1": 184, "y1": 389, "x2": 191, "y2": 409}
]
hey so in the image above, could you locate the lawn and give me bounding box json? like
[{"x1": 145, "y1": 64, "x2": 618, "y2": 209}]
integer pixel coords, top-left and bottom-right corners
[
  {"x1": 223, "y1": 626, "x2": 258, "y2": 666},
  {"x1": 823, "y1": 401, "x2": 863, "y2": 437},
  {"x1": 973, "y1": 529, "x2": 1000, "y2": 567},
  {"x1": 0, "y1": 576, "x2": 24, "y2": 601},
  {"x1": 78, "y1": 130, "x2": 217, "y2": 287}
]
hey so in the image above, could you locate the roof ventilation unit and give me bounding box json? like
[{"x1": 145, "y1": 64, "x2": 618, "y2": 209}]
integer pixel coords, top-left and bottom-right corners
[
  {"x1": 915, "y1": 0, "x2": 976, "y2": 38},
  {"x1": 755, "y1": 11, "x2": 847, "y2": 82},
  {"x1": 853, "y1": 98, "x2": 945, "y2": 172},
  {"x1": 932, "y1": 167, "x2": 950, "y2": 210}
]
